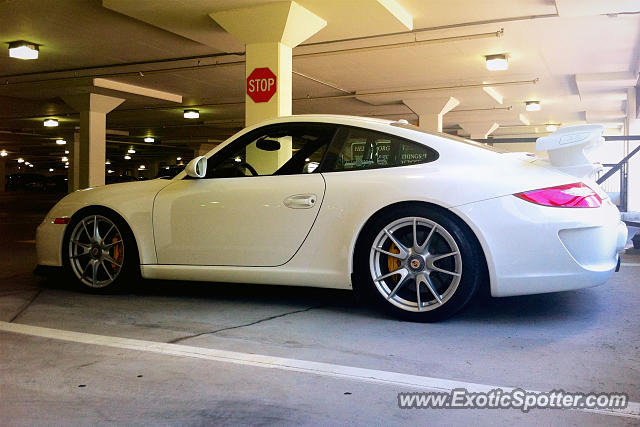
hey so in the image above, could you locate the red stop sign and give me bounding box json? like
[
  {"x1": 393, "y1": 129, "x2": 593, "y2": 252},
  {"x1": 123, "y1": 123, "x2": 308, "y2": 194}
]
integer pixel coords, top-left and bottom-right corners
[{"x1": 247, "y1": 68, "x2": 277, "y2": 103}]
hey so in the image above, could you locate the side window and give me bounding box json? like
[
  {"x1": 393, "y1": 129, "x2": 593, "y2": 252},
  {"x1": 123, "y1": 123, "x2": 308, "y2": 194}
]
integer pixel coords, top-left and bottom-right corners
[
  {"x1": 205, "y1": 123, "x2": 337, "y2": 178},
  {"x1": 324, "y1": 126, "x2": 438, "y2": 172}
]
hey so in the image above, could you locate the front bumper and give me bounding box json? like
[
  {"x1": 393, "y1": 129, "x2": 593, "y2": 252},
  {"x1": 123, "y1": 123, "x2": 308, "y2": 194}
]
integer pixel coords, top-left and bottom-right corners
[
  {"x1": 36, "y1": 219, "x2": 67, "y2": 267},
  {"x1": 454, "y1": 196, "x2": 627, "y2": 297}
]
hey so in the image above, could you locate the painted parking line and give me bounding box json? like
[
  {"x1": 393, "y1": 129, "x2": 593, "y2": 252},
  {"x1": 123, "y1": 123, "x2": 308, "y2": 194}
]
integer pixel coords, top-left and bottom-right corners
[{"x1": 0, "y1": 321, "x2": 638, "y2": 419}]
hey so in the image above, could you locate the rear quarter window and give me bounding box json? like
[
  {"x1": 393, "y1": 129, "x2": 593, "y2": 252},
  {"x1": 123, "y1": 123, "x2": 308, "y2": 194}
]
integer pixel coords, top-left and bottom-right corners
[{"x1": 324, "y1": 126, "x2": 439, "y2": 172}]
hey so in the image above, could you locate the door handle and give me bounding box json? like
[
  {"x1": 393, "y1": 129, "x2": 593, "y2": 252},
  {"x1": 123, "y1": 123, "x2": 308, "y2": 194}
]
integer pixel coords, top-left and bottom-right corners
[{"x1": 284, "y1": 194, "x2": 317, "y2": 209}]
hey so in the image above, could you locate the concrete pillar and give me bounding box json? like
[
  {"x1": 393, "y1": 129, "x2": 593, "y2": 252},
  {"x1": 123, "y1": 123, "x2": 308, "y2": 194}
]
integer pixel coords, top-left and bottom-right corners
[
  {"x1": 63, "y1": 93, "x2": 125, "y2": 189},
  {"x1": 627, "y1": 117, "x2": 640, "y2": 212},
  {"x1": 0, "y1": 158, "x2": 5, "y2": 193},
  {"x1": 148, "y1": 161, "x2": 159, "y2": 180},
  {"x1": 66, "y1": 130, "x2": 80, "y2": 192},
  {"x1": 403, "y1": 97, "x2": 459, "y2": 132},
  {"x1": 459, "y1": 122, "x2": 500, "y2": 140},
  {"x1": 210, "y1": 1, "x2": 326, "y2": 172},
  {"x1": 196, "y1": 143, "x2": 218, "y2": 157}
]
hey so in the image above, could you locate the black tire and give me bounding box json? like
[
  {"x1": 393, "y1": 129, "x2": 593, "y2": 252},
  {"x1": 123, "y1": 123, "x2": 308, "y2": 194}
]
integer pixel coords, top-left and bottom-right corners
[
  {"x1": 62, "y1": 208, "x2": 139, "y2": 294},
  {"x1": 353, "y1": 204, "x2": 484, "y2": 322}
]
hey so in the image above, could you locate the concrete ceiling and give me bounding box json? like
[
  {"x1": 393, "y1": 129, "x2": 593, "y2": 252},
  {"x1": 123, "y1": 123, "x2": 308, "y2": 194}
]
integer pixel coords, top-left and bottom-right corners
[{"x1": 0, "y1": 0, "x2": 639, "y2": 172}]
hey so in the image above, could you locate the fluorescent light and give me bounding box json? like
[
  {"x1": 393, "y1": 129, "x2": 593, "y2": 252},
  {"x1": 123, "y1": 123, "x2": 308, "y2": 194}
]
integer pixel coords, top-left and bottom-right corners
[
  {"x1": 0, "y1": 150, "x2": 7, "y2": 157},
  {"x1": 64, "y1": 150, "x2": 69, "y2": 154},
  {"x1": 65, "y1": 165, "x2": 69, "y2": 169},
  {"x1": 485, "y1": 53, "x2": 508, "y2": 71},
  {"x1": 9, "y1": 41, "x2": 39, "y2": 60},
  {"x1": 55, "y1": 139, "x2": 66, "y2": 145},
  {"x1": 234, "y1": 157, "x2": 241, "y2": 163},
  {"x1": 105, "y1": 160, "x2": 111, "y2": 165},
  {"x1": 176, "y1": 157, "x2": 182, "y2": 161},
  {"x1": 43, "y1": 119, "x2": 58, "y2": 127},
  {"x1": 138, "y1": 165, "x2": 146, "y2": 170},
  {"x1": 546, "y1": 124, "x2": 558, "y2": 132},
  {"x1": 49, "y1": 168, "x2": 54, "y2": 172},
  {"x1": 525, "y1": 101, "x2": 541, "y2": 112},
  {"x1": 61, "y1": 156, "x2": 68, "y2": 162},
  {"x1": 184, "y1": 109, "x2": 199, "y2": 119},
  {"x1": 144, "y1": 137, "x2": 154, "y2": 143},
  {"x1": 124, "y1": 155, "x2": 131, "y2": 160},
  {"x1": 17, "y1": 158, "x2": 24, "y2": 163},
  {"x1": 127, "y1": 148, "x2": 136, "y2": 154},
  {"x1": 24, "y1": 162, "x2": 30, "y2": 165},
  {"x1": 29, "y1": 164, "x2": 34, "y2": 168}
]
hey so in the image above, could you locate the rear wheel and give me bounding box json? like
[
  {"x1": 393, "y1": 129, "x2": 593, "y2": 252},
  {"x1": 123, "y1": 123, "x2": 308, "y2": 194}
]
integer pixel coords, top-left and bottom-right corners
[
  {"x1": 354, "y1": 205, "x2": 483, "y2": 322},
  {"x1": 63, "y1": 211, "x2": 138, "y2": 293}
]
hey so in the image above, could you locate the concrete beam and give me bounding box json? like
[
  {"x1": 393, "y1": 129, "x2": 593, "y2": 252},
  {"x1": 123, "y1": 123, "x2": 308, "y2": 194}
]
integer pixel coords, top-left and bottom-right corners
[
  {"x1": 93, "y1": 78, "x2": 182, "y2": 103},
  {"x1": 459, "y1": 122, "x2": 500, "y2": 140},
  {"x1": 376, "y1": 0, "x2": 413, "y2": 30},
  {"x1": 403, "y1": 97, "x2": 459, "y2": 132}
]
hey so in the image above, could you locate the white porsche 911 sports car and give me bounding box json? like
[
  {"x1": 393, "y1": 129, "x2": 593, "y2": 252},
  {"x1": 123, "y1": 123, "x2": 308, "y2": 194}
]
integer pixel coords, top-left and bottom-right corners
[{"x1": 36, "y1": 115, "x2": 628, "y2": 321}]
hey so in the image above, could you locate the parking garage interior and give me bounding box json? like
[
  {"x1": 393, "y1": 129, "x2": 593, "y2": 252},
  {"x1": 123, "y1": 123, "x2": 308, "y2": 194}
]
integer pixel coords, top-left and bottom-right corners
[{"x1": 1, "y1": 0, "x2": 640, "y2": 425}]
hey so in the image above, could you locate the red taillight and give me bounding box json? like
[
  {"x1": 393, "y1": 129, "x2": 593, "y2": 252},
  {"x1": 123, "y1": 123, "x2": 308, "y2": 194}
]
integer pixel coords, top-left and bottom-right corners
[
  {"x1": 515, "y1": 182, "x2": 602, "y2": 208},
  {"x1": 53, "y1": 217, "x2": 70, "y2": 224}
]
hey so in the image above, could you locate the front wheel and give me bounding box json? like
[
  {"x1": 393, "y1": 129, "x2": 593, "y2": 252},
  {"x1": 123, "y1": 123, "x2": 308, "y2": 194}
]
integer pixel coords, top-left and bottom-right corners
[
  {"x1": 63, "y1": 211, "x2": 138, "y2": 293},
  {"x1": 353, "y1": 206, "x2": 483, "y2": 322}
]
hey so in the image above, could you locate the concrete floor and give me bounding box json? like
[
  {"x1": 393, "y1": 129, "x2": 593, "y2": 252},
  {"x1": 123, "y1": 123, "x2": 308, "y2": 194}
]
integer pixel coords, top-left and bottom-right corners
[{"x1": 1, "y1": 192, "x2": 639, "y2": 426}]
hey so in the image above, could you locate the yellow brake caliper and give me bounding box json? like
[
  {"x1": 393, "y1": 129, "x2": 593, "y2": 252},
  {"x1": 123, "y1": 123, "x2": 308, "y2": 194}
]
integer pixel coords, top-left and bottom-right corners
[{"x1": 387, "y1": 242, "x2": 401, "y2": 283}]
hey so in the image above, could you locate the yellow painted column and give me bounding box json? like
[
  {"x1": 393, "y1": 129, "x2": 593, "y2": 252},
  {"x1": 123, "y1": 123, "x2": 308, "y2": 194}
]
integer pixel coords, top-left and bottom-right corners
[{"x1": 245, "y1": 42, "x2": 292, "y2": 127}]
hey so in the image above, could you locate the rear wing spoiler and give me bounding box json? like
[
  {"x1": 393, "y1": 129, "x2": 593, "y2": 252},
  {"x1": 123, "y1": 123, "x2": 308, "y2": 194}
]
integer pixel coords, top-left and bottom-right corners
[{"x1": 536, "y1": 124, "x2": 605, "y2": 178}]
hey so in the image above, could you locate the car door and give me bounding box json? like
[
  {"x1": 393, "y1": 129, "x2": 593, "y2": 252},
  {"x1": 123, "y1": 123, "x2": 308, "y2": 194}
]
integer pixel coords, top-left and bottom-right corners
[{"x1": 153, "y1": 122, "x2": 337, "y2": 267}]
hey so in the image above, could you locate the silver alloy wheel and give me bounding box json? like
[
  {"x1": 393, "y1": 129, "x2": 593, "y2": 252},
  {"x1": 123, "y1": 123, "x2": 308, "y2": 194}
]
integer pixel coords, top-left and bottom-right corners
[
  {"x1": 369, "y1": 216, "x2": 462, "y2": 312},
  {"x1": 68, "y1": 215, "x2": 124, "y2": 288}
]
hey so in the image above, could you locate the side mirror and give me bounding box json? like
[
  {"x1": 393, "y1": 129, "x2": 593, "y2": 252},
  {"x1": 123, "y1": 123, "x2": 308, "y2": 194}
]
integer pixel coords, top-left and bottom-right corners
[
  {"x1": 303, "y1": 161, "x2": 319, "y2": 173},
  {"x1": 256, "y1": 137, "x2": 281, "y2": 151},
  {"x1": 185, "y1": 156, "x2": 207, "y2": 178}
]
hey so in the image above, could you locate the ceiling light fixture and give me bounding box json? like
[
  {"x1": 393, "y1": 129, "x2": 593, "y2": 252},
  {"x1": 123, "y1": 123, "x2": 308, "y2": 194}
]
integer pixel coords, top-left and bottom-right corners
[
  {"x1": 105, "y1": 160, "x2": 111, "y2": 165},
  {"x1": 184, "y1": 109, "x2": 199, "y2": 119},
  {"x1": 127, "y1": 148, "x2": 136, "y2": 154},
  {"x1": 176, "y1": 157, "x2": 182, "y2": 161},
  {"x1": 485, "y1": 53, "x2": 508, "y2": 71},
  {"x1": 64, "y1": 150, "x2": 69, "y2": 154},
  {"x1": 144, "y1": 137, "x2": 154, "y2": 143},
  {"x1": 43, "y1": 118, "x2": 58, "y2": 127},
  {"x1": 525, "y1": 101, "x2": 541, "y2": 112},
  {"x1": 8, "y1": 40, "x2": 39, "y2": 60},
  {"x1": 17, "y1": 158, "x2": 24, "y2": 163},
  {"x1": 0, "y1": 150, "x2": 7, "y2": 157},
  {"x1": 65, "y1": 165, "x2": 69, "y2": 169},
  {"x1": 108, "y1": 169, "x2": 114, "y2": 174},
  {"x1": 49, "y1": 168, "x2": 54, "y2": 172},
  {"x1": 55, "y1": 139, "x2": 66, "y2": 145},
  {"x1": 124, "y1": 155, "x2": 131, "y2": 160},
  {"x1": 138, "y1": 165, "x2": 146, "y2": 170},
  {"x1": 29, "y1": 164, "x2": 34, "y2": 168},
  {"x1": 61, "y1": 156, "x2": 68, "y2": 162},
  {"x1": 546, "y1": 124, "x2": 558, "y2": 132}
]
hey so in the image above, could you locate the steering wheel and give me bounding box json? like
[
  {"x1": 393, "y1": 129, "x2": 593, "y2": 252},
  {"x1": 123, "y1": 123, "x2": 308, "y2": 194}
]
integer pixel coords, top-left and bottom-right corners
[{"x1": 234, "y1": 161, "x2": 258, "y2": 176}]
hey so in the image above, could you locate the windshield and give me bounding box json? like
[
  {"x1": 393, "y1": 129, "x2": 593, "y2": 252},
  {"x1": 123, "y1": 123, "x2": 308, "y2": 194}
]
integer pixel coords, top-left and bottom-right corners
[{"x1": 390, "y1": 122, "x2": 505, "y2": 153}]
